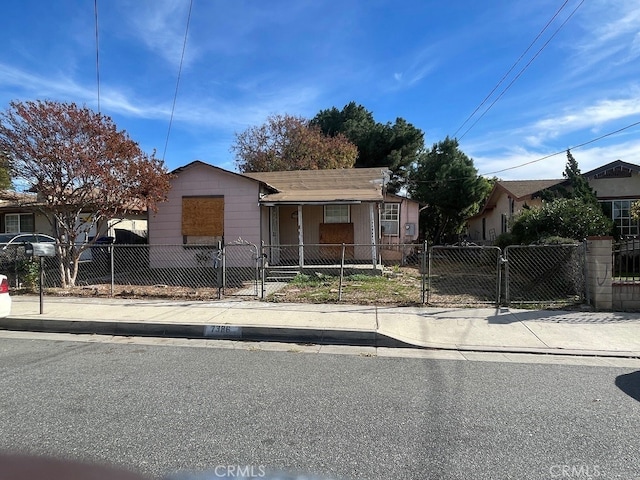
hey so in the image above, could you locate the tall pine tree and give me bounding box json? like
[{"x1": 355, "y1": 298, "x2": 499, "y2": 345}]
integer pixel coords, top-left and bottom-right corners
[{"x1": 562, "y1": 149, "x2": 598, "y2": 204}]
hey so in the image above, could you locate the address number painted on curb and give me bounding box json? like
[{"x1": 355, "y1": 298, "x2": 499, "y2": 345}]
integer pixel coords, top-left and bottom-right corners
[{"x1": 203, "y1": 325, "x2": 242, "y2": 338}]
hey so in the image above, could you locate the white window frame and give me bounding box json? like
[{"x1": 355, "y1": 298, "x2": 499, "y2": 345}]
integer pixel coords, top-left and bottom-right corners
[
  {"x1": 381, "y1": 203, "x2": 400, "y2": 236},
  {"x1": 601, "y1": 199, "x2": 640, "y2": 237},
  {"x1": 324, "y1": 205, "x2": 350, "y2": 223},
  {"x1": 5, "y1": 213, "x2": 34, "y2": 234}
]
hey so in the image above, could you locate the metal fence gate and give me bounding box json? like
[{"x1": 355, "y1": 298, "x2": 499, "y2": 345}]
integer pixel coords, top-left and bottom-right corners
[
  {"x1": 428, "y1": 246, "x2": 502, "y2": 306},
  {"x1": 223, "y1": 240, "x2": 261, "y2": 297},
  {"x1": 504, "y1": 244, "x2": 586, "y2": 306},
  {"x1": 427, "y1": 244, "x2": 586, "y2": 307}
]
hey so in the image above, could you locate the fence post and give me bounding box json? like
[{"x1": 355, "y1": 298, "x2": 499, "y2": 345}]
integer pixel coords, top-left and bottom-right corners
[
  {"x1": 339, "y1": 243, "x2": 346, "y2": 301},
  {"x1": 585, "y1": 236, "x2": 613, "y2": 310},
  {"x1": 222, "y1": 243, "x2": 227, "y2": 294},
  {"x1": 582, "y1": 241, "x2": 590, "y2": 305},
  {"x1": 260, "y1": 241, "x2": 266, "y2": 300},
  {"x1": 421, "y1": 240, "x2": 427, "y2": 304},
  {"x1": 497, "y1": 247, "x2": 504, "y2": 308},
  {"x1": 110, "y1": 244, "x2": 115, "y2": 297}
]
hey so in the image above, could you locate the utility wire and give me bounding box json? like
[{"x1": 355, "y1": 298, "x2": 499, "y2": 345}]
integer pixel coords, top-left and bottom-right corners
[
  {"x1": 162, "y1": 0, "x2": 193, "y2": 162},
  {"x1": 94, "y1": 0, "x2": 101, "y2": 113},
  {"x1": 453, "y1": 0, "x2": 570, "y2": 138},
  {"x1": 480, "y1": 118, "x2": 640, "y2": 177},
  {"x1": 458, "y1": 0, "x2": 585, "y2": 141},
  {"x1": 409, "y1": 118, "x2": 640, "y2": 185}
]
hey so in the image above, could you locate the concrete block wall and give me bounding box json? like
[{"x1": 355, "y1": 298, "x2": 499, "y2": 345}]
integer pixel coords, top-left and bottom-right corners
[
  {"x1": 613, "y1": 283, "x2": 640, "y2": 311},
  {"x1": 585, "y1": 237, "x2": 613, "y2": 310}
]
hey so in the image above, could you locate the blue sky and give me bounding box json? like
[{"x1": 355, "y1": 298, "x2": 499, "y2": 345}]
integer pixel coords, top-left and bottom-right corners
[{"x1": 1, "y1": 0, "x2": 639, "y2": 180}]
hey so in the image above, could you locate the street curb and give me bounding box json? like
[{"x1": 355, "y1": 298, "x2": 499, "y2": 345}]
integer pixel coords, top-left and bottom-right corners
[
  {"x1": 0, "y1": 317, "x2": 408, "y2": 348},
  {"x1": 2, "y1": 316, "x2": 639, "y2": 359}
]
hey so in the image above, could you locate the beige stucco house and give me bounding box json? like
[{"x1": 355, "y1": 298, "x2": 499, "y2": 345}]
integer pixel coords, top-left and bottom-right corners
[
  {"x1": 583, "y1": 160, "x2": 640, "y2": 237},
  {"x1": 467, "y1": 179, "x2": 564, "y2": 243},
  {"x1": 467, "y1": 160, "x2": 640, "y2": 243}
]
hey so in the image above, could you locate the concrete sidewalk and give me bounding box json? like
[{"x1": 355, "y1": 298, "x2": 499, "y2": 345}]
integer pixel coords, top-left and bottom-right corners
[{"x1": 3, "y1": 295, "x2": 640, "y2": 357}]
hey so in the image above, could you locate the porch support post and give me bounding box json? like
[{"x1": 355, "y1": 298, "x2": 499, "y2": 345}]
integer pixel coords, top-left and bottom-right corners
[
  {"x1": 297, "y1": 204, "x2": 304, "y2": 269},
  {"x1": 369, "y1": 203, "x2": 377, "y2": 268}
]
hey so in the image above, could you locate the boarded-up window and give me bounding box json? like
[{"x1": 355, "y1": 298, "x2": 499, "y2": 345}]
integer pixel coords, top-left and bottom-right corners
[
  {"x1": 182, "y1": 196, "x2": 224, "y2": 237},
  {"x1": 319, "y1": 222, "x2": 354, "y2": 259}
]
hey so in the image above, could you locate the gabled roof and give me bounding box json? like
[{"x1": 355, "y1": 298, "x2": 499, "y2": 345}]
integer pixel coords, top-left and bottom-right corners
[
  {"x1": 472, "y1": 179, "x2": 564, "y2": 218},
  {"x1": 583, "y1": 160, "x2": 640, "y2": 179},
  {"x1": 496, "y1": 179, "x2": 565, "y2": 200},
  {"x1": 172, "y1": 160, "x2": 278, "y2": 193},
  {"x1": 243, "y1": 168, "x2": 390, "y2": 203}
]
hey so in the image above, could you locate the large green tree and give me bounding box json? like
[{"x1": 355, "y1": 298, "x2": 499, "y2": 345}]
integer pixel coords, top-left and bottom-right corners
[
  {"x1": 232, "y1": 114, "x2": 358, "y2": 173},
  {"x1": 311, "y1": 102, "x2": 424, "y2": 191},
  {"x1": 408, "y1": 137, "x2": 490, "y2": 244},
  {"x1": 562, "y1": 149, "x2": 598, "y2": 204},
  {"x1": 539, "y1": 150, "x2": 598, "y2": 203}
]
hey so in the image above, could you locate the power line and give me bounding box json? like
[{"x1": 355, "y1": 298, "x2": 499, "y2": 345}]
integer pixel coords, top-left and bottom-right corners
[
  {"x1": 453, "y1": 0, "x2": 570, "y2": 138},
  {"x1": 480, "y1": 118, "x2": 640, "y2": 176},
  {"x1": 94, "y1": 0, "x2": 101, "y2": 113},
  {"x1": 458, "y1": 0, "x2": 585, "y2": 141},
  {"x1": 162, "y1": 0, "x2": 193, "y2": 162},
  {"x1": 410, "y1": 118, "x2": 640, "y2": 185}
]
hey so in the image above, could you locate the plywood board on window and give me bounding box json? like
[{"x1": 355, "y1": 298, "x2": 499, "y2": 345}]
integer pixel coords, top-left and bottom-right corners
[
  {"x1": 319, "y1": 222, "x2": 354, "y2": 259},
  {"x1": 182, "y1": 196, "x2": 224, "y2": 237}
]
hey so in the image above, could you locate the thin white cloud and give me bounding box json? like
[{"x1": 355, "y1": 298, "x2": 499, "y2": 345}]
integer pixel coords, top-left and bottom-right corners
[
  {"x1": 525, "y1": 96, "x2": 640, "y2": 145},
  {"x1": 568, "y1": 2, "x2": 640, "y2": 74},
  {"x1": 471, "y1": 137, "x2": 640, "y2": 181},
  {"x1": 119, "y1": 0, "x2": 197, "y2": 68}
]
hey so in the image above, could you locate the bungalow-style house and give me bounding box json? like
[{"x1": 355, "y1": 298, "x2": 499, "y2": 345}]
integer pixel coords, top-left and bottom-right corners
[
  {"x1": 583, "y1": 160, "x2": 640, "y2": 237},
  {"x1": 244, "y1": 169, "x2": 420, "y2": 265},
  {"x1": 467, "y1": 179, "x2": 564, "y2": 243},
  {"x1": 467, "y1": 159, "x2": 640, "y2": 243},
  {"x1": 0, "y1": 190, "x2": 148, "y2": 242},
  {"x1": 148, "y1": 161, "x2": 421, "y2": 268}
]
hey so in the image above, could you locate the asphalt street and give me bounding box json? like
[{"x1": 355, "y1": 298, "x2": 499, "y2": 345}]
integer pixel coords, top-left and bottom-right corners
[{"x1": 0, "y1": 334, "x2": 639, "y2": 480}]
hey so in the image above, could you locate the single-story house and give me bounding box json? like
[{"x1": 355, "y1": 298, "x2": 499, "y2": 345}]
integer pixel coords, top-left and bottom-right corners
[
  {"x1": 467, "y1": 159, "x2": 640, "y2": 242},
  {"x1": 244, "y1": 169, "x2": 421, "y2": 264},
  {"x1": 0, "y1": 190, "x2": 148, "y2": 242},
  {"x1": 467, "y1": 179, "x2": 564, "y2": 242},
  {"x1": 149, "y1": 161, "x2": 421, "y2": 267},
  {"x1": 583, "y1": 160, "x2": 640, "y2": 237}
]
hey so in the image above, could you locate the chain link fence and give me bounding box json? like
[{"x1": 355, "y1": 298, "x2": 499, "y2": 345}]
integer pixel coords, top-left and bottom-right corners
[
  {"x1": 428, "y1": 246, "x2": 502, "y2": 306},
  {"x1": 5, "y1": 240, "x2": 587, "y2": 307},
  {"x1": 504, "y1": 244, "x2": 586, "y2": 306}
]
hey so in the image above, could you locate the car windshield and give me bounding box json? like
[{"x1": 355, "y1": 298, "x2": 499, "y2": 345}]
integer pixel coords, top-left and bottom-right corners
[{"x1": 0, "y1": 233, "x2": 56, "y2": 245}]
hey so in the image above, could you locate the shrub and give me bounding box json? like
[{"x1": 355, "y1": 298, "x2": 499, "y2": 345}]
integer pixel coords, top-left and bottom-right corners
[
  {"x1": 510, "y1": 199, "x2": 612, "y2": 244},
  {"x1": 494, "y1": 232, "x2": 518, "y2": 250}
]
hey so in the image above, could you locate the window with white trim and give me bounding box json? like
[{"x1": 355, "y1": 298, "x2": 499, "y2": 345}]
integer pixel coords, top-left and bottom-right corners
[
  {"x1": 324, "y1": 205, "x2": 350, "y2": 223},
  {"x1": 600, "y1": 200, "x2": 639, "y2": 237},
  {"x1": 381, "y1": 203, "x2": 400, "y2": 236},
  {"x1": 5, "y1": 213, "x2": 35, "y2": 234}
]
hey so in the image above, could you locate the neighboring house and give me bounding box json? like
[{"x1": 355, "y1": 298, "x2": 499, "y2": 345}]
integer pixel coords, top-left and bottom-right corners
[
  {"x1": 467, "y1": 159, "x2": 640, "y2": 243},
  {"x1": 467, "y1": 179, "x2": 564, "y2": 243},
  {"x1": 0, "y1": 191, "x2": 50, "y2": 235},
  {"x1": 583, "y1": 160, "x2": 640, "y2": 237},
  {"x1": 0, "y1": 190, "x2": 148, "y2": 241},
  {"x1": 149, "y1": 161, "x2": 421, "y2": 267}
]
